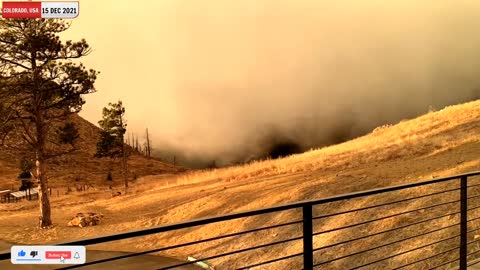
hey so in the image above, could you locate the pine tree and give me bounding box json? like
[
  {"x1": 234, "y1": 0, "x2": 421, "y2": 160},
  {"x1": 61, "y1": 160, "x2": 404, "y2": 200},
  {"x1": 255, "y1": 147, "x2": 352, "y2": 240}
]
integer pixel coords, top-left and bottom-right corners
[
  {"x1": 95, "y1": 101, "x2": 126, "y2": 157},
  {"x1": 0, "y1": 19, "x2": 98, "y2": 228},
  {"x1": 95, "y1": 101, "x2": 129, "y2": 190},
  {"x1": 19, "y1": 157, "x2": 33, "y2": 180}
]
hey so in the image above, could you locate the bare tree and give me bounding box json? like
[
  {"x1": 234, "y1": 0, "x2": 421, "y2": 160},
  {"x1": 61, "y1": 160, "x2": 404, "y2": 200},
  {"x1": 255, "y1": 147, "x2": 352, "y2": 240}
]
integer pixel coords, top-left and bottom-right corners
[
  {"x1": 145, "y1": 128, "x2": 151, "y2": 158},
  {"x1": 135, "y1": 134, "x2": 139, "y2": 152}
]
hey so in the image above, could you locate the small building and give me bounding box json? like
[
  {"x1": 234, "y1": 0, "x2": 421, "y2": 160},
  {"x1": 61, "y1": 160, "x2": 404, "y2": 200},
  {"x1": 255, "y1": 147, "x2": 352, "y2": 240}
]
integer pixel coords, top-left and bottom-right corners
[
  {"x1": 0, "y1": 190, "x2": 11, "y2": 203},
  {"x1": 2, "y1": 188, "x2": 39, "y2": 203}
]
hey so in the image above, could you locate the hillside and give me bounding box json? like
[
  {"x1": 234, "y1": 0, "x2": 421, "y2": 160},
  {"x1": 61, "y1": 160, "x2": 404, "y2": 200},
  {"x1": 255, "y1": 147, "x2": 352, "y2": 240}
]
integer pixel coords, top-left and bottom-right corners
[
  {"x1": 0, "y1": 100, "x2": 479, "y2": 269},
  {"x1": 0, "y1": 114, "x2": 181, "y2": 191}
]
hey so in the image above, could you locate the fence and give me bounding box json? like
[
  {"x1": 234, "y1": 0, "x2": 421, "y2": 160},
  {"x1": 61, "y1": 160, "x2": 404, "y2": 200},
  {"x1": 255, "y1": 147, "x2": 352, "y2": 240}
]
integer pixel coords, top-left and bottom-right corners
[{"x1": 1, "y1": 171, "x2": 480, "y2": 269}]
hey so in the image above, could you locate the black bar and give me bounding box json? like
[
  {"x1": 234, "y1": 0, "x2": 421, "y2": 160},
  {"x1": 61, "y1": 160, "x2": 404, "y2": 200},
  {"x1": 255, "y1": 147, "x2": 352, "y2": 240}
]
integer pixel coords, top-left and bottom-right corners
[
  {"x1": 314, "y1": 211, "x2": 460, "y2": 253},
  {"x1": 313, "y1": 187, "x2": 460, "y2": 220},
  {"x1": 429, "y1": 257, "x2": 459, "y2": 270},
  {"x1": 467, "y1": 260, "x2": 480, "y2": 268},
  {"x1": 315, "y1": 230, "x2": 460, "y2": 268},
  {"x1": 303, "y1": 205, "x2": 313, "y2": 270},
  {"x1": 468, "y1": 183, "x2": 480, "y2": 188},
  {"x1": 393, "y1": 245, "x2": 460, "y2": 270},
  {"x1": 467, "y1": 247, "x2": 480, "y2": 258},
  {"x1": 348, "y1": 234, "x2": 461, "y2": 270},
  {"x1": 313, "y1": 199, "x2": 460, "y2": 236},
  {"x1": 468, "y1": 194, "x2": 480, "y2": 200},
  {"x1": 468, "y1": 215, "x2": 480, "y2": 223},
  {"x1": 316, "y1": 221, "x2": 459, "y2": 258},
  {"x1": 468, "y1": 204, "x2": 480, "y2": 212},
  {"x1": 467, "y1": 227, "x2": 480, "y2": 235},
  {"x1": 460, "y1": 176, "x2": 468, "y2": 270}
]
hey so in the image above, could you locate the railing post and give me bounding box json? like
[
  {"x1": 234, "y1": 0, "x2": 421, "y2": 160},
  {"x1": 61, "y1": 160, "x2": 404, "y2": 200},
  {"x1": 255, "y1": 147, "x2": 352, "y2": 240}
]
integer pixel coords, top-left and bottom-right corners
[
  {"x1": 460, "y1": 176, "x2": 468, "y2": 270},
  {"x1": 303, "y1": 204, "x2": 314, "y2": 270}
]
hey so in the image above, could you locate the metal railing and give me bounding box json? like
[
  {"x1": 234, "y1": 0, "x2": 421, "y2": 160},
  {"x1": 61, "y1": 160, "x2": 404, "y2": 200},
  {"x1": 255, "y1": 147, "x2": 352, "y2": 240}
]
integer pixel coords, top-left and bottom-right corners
[{"x1": 1, "y1": 171, "x2": 480, "y2": 269}]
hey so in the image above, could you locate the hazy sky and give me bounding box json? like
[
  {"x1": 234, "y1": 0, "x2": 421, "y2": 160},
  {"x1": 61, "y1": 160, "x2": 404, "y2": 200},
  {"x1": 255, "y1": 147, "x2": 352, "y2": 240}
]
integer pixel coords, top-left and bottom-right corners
[{"x1": 64, "y1": 0, "x2": 480, "y2": 166}]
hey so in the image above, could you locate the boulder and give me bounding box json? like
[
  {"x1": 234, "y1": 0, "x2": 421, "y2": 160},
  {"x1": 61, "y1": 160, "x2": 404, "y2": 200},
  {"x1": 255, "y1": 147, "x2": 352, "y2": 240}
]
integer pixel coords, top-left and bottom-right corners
[{"x1": 67, "y1": 212, "x2": 103, "y2": 227}]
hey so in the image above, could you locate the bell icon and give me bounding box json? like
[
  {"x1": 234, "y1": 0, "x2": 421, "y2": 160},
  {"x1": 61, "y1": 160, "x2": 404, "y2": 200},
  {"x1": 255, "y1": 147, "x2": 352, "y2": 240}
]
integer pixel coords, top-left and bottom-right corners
[{"x1": 74, "y1": 252, "x2": 80, "y2": 259}]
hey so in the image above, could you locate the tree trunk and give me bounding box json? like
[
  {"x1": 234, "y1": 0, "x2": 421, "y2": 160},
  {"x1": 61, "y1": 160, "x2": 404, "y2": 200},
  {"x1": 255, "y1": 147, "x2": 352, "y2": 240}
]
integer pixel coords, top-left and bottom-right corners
[
  {"x1": 145, "y1": 128, "x2": 151, "y2": 158},
  {"x1": 36, "y1": 147, "x2": 52, "y2": 228},
  {"x1": 122, "y1": 143, "x2": 128, "y2": 192},
  {"x1": 30, "y1": 45, "x2": 52, "y2": 228},
  {"x1": 33, "y1": 99, "x2": 52, "y2": 228},
  {"x1": 135, "y1": 136, "x2": 139, "y2": 152},
  {"x1": 121, "y1": 118, "x2": 128, "y2": 193}
]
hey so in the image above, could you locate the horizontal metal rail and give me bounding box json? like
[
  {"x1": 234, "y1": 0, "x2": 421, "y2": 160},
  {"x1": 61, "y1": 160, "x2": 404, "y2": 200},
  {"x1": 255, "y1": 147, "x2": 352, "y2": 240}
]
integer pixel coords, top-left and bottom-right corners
[
  {"x1": 467, "y1": 260, "x2": 480, "y2": 268},
  {"x1": 468, "y1": 183, "x2": 480, "y2": 188},
  {"x1": 314, "y1": 229, "x2": 460, "y2": 268},
  {"x1": 468, "y1": 194, "x2": 480, "y2": 200},
  {"x1": 313, "y1": 187, "x2": 460, "y2": 220},
  {"x1": 313, "y1": 200, "x2": 460, "y2": 236},
  {"x1": 467, "y1": 248, "x2": 480, "y2": 258},
  {"x1": 429, "y1": 257, "x2": 459, "y2": 270},
  {"x1": 469, "y1": 204, "x2": 480, "y2": 212},
  {"x1": 393, "y1": 245, "x2": 460, "y2": 270},
  {"x1": 349, "y1": 234, "x2": 461, "y2": 269},
  {"x1": 468, "y1": 215, "x2": 480, "y2": 223},
  {"x1": 313, "y1": 211, "x2": 460, "y2": 252}
]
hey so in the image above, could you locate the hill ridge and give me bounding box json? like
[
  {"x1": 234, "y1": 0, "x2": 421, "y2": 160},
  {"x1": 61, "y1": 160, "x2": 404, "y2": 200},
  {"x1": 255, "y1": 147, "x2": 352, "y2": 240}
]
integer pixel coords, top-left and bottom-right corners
[{"x1": 0, "y1": 114, "x2": 180, "y2": 190}]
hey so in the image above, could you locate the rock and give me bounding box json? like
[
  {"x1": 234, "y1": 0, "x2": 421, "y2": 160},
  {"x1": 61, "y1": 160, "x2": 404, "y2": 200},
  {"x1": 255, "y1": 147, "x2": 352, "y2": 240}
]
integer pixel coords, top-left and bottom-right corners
[{"x1": 68, "y1": 212, "x2": 103, "y2": 227}]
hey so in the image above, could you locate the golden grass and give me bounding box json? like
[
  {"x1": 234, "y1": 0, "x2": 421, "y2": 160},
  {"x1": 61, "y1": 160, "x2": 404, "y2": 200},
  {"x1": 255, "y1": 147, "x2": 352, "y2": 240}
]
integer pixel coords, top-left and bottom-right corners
[{"x1": 132, "y1": 100, "x2": 480, "y2": 195}]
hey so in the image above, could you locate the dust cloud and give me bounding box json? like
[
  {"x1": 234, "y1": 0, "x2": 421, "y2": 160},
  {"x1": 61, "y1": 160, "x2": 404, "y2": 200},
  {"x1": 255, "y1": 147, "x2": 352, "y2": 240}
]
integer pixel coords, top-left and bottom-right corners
[{"x1": 76, "y1": 0, "x2": 480, "y2": 168}]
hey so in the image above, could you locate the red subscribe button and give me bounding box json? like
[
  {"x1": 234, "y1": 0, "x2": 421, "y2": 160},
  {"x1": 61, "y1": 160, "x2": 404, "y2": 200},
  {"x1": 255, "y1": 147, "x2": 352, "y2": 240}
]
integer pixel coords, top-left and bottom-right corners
[{"x1": 45, "y1": 251, "x2": 71, "y2": 259}]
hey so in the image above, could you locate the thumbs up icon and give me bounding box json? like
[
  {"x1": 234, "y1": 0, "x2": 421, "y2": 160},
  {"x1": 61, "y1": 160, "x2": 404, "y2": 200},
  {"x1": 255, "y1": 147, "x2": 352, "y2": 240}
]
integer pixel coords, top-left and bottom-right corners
[{"x1": 17, "y1": 250, "x2": 26, "y2": 257}]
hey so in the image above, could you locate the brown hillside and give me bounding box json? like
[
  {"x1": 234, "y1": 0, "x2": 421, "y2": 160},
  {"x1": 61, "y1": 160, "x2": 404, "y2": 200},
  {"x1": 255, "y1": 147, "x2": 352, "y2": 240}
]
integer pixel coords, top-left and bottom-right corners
[{"x1": 0, "y1": 114, "x2": 181, "y2": 191}]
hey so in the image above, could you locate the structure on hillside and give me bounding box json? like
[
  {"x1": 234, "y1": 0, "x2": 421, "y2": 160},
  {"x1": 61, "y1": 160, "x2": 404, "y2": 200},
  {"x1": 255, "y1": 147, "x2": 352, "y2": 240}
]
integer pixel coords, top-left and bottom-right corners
[{"x1": 0, "y1": 188, "x2": 39, "y2": 203}]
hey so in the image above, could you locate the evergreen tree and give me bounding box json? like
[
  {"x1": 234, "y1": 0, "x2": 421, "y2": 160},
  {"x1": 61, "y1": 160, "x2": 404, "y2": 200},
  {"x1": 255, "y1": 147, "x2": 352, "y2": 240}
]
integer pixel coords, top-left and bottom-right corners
[
  {"x1": 95, "y1": 101, "x2": 126, "y2": 158},
  {"x1": 95, "y1": 101, "x2": 129, "y2": 190},
  {"x1": 19, "y1": 156, "x2": 33, "y2": 174},
  {"x1": 0, "y1": 19, "x2": 98, "y2": 227}
]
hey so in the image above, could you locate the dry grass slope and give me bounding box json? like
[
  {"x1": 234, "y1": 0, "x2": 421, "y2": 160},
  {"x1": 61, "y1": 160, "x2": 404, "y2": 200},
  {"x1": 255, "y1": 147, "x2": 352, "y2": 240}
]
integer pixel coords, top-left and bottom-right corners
[{"x1": 0, "y1": 100, "x2": 479, "y2": 269}]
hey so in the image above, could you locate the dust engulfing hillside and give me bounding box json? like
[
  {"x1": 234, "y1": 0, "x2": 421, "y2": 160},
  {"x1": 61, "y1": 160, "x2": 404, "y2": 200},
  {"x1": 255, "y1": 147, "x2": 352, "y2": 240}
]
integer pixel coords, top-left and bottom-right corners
[{"x1": 0, "y1": 114, "x2": 181, "y2": 191}]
